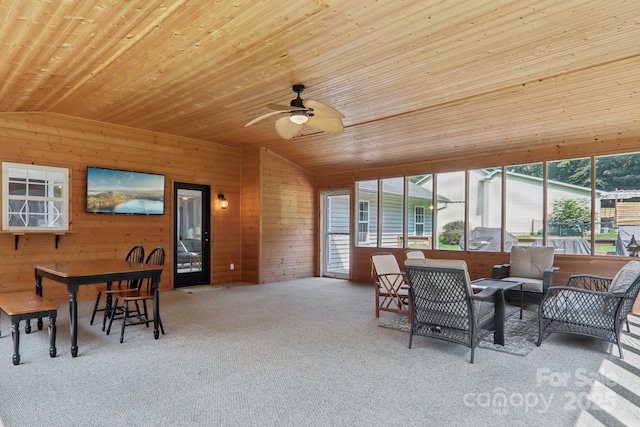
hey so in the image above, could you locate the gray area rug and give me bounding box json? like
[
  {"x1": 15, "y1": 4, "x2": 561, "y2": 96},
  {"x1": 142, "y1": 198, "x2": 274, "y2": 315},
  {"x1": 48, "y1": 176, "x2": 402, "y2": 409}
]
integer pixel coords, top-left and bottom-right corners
[{"x1": 379, "y1": 309, "x2": 538, "y2": 356}]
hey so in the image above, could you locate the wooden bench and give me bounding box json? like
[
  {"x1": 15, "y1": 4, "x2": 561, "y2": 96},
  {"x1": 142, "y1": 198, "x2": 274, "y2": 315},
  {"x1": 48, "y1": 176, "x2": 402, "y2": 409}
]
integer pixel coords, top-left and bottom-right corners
[{"x1": 0, "y1": 292, "x2": 58, "y2": 365}]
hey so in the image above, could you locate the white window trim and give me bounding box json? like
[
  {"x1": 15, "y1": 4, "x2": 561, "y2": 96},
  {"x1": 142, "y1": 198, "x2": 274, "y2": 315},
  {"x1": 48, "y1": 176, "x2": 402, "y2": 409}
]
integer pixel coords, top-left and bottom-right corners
[{"x1": 2, "y1": 162, "x2": 70, "y2": 231}]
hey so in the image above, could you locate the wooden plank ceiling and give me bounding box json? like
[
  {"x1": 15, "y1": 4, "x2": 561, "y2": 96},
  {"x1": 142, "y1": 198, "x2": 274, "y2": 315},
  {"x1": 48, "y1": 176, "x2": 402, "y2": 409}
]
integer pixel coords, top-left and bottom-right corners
[{"x1": 0, "y1": 0, "x2": 638, "y2": 176}]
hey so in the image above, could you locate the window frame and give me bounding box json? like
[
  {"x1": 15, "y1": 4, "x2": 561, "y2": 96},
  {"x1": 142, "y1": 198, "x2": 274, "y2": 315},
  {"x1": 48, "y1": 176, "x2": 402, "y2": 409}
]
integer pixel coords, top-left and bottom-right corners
[{"x1": 2, "y1": 162, "x2": 70, "y2": 231}]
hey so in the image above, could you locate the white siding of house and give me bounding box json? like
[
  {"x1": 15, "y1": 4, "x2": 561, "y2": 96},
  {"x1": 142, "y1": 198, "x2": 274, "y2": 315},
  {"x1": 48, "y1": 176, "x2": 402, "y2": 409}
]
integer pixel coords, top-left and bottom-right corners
[{"x1": 380, "y1": 196, "x2": 404, "y2": 247}]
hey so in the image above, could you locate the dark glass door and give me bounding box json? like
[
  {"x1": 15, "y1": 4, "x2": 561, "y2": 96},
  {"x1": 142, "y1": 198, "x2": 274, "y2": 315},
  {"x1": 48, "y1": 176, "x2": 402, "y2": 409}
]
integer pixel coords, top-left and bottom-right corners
[{"x1": 174, "y1": 183, "x2": 210, "y2": 288}]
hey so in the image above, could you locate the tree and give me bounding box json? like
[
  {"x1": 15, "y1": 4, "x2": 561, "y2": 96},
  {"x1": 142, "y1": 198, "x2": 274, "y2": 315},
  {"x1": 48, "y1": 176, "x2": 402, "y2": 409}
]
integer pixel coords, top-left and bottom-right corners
[
  {"x1": 507, "y1": 164, "x2": 543, "y2": 178},
  {"x1": 548, "y1": 158, "x2": 591, "y2": 187},
  {"x1": 595, "y1": 154, "x2": 640, "y2": 191},
  {"x1": 441, "y1": 220, "x2": 465, "y2": 245},
  {"x1": 548, "y1": 198, "x2": 591, "y2": 236}
]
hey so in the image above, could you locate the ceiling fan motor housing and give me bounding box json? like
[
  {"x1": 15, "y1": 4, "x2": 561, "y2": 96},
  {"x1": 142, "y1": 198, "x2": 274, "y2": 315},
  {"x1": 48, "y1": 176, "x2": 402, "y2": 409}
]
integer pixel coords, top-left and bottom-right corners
[{"x1": 290, "y1": 84, "x2": 306, "y2": 109}]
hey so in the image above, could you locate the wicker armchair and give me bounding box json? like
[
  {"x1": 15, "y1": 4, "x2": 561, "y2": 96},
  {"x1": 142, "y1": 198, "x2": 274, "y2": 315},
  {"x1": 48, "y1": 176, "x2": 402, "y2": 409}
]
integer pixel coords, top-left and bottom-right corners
[
  {"x1": 404, "y1": 259, "x2": 500, "y2": 363},
  {"x1": 537, "y1": 261, "x2": 640, "y2": 358},
  {"x1": 492, "y1": 246, "x2": 559, "y2": 304}
]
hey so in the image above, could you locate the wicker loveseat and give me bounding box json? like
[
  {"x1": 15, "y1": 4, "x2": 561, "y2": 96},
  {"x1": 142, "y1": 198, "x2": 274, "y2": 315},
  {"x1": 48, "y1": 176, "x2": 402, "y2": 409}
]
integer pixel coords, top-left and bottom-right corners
[{"x1": 537, "y1": 261, "x2": 640, "y2": 358}]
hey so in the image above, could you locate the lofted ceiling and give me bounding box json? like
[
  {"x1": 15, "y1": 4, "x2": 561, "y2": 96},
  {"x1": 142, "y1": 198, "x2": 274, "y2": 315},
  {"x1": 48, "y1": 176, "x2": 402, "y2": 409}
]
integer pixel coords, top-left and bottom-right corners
[{"x1": 1, "y1": 0, "x2": 639, "y2": 176}]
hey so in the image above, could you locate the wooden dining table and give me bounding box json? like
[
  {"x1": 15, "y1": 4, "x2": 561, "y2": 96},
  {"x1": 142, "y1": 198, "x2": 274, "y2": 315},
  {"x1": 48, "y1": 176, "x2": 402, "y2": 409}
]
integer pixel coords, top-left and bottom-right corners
[{"x1": 32, "y1": 259, "x2": 164, "y2": 357}]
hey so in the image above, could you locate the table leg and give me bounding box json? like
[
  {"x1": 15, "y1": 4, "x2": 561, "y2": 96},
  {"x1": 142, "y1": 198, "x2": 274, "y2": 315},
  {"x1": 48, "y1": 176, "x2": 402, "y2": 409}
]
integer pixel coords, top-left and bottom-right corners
[
  {"x1": 102, "y1": 281, "x2": 113, "y2": 332},
  {"x1": 69, "y1": 291, "x2": 78, "y2": 357},
  {"x1": 49, "y1": 316, "x2": 57, "y2": 358},
  {"x1": 519, "y1": 284, "x2": 524, "y2": 319},
  {"x1": 493, "y1": 290, "x2": 506, "y2": 346},
  {"x1": 153, "y1": 272, "x2": 160, "y2": 339},
  {"x1": 34, "y1": 272, "x2": 44, "y2": 331},
  {"x1": 11, "y1": 320, "x2": 20, "y2": 365}
]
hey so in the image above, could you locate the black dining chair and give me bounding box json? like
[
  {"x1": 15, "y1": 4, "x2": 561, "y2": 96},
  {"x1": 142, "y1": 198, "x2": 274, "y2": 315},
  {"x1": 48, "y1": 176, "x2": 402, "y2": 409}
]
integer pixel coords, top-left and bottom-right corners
[
  {"x1": 90, "y1": 245, "x2": 145, "y2": 331},
  {"x1": 107, "y1": 246, "x2": 165, "y2": 343}
]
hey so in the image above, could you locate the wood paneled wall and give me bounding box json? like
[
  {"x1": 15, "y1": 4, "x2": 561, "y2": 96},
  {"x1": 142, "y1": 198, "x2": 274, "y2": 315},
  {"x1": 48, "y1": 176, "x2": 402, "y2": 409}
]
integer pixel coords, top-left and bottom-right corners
[
  {"x1": 0, "y1": 112, "x2": 242, "y2": 302},
  {"x1": 317, "y1": 138, "x2": 640, "y2": 313},
  {"x1": 258, "y1": 149, "x2": 316, "y2": 284},
  {"x1": 241, "y1": 147, "x2": 261, "y2": 284}
]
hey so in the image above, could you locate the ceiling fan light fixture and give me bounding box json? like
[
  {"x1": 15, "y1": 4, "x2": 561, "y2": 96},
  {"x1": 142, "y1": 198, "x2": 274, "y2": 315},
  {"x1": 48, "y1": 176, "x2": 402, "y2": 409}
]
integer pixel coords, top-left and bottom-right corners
[{"x1": 289, "y1": 112, "x2": 308, "y2": 124}]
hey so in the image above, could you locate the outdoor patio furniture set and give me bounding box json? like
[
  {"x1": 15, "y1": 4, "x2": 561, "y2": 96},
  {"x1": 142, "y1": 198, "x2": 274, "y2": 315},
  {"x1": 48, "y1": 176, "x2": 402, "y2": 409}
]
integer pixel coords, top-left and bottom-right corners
[{"x1": 372, "y1": 247, "x2": 640, "y2": 363}]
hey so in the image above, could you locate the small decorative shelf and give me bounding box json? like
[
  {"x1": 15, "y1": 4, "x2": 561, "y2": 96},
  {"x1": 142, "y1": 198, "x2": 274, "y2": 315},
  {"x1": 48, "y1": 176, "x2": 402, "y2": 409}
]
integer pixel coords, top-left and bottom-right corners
[{"x1": 2, "y1": 231, "x2": 76, "y2": 250}]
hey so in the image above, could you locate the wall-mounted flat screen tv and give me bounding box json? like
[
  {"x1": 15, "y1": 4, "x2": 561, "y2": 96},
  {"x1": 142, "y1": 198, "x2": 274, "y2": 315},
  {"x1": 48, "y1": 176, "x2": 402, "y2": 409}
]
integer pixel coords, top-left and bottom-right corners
[{"x1": 86, "y1": 167, "x2": 165, "y2": 215}]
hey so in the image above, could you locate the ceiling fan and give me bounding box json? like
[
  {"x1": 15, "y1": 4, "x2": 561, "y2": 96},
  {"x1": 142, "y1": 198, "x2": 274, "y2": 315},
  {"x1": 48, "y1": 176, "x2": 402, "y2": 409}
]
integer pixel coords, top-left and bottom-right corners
[{"x1": 245, "y1": 84, "x2": 345, "y2": 139}]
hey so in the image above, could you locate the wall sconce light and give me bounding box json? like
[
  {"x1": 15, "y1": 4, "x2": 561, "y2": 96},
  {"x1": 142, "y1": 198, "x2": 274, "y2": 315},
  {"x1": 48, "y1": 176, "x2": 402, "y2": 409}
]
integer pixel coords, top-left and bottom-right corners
[{"x1": 218, "y1": 194, "x2": 228, "y2": 209}]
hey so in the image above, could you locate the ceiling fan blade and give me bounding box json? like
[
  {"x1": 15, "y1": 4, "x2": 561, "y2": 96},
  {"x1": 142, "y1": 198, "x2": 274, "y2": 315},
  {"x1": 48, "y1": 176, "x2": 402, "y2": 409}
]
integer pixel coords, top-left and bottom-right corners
[
  {"x1": 306, "y1": 116, "x2": 344, "y2": 134},
  {"x1": 304, "y1": 100, "x2": 344, "y2": 118},
  {"x1": 267, "y1": 103, "x2": 307, "y2": 112},
  {"x1": 245, "y1": 111, "x2": 282, "y2": 127},
  {"x1": 275, "y1": 116, "x2": 303, "y2": 139}
]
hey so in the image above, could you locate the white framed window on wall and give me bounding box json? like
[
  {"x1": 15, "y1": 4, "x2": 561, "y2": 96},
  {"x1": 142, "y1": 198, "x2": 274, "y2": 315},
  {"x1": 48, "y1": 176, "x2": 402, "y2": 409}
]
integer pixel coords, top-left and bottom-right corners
[
  {"x1": 2, "y1": 162, "x2": 70, "y2": 231},
  {"x1": 414, "y1": 206, "x2": 425, "y2": 236},
  {"x1": 358, "y1": 201, "x2": 370, "y2": 245},
  {"x1": 356, "y1": 180, "x2": 378, "y2": 247}
]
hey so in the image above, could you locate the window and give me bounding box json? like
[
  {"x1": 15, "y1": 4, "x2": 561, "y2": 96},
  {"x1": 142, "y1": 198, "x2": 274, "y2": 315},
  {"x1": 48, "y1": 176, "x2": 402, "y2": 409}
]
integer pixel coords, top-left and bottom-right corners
[
  {"x1": 407, "y1": 174, "x2": 433, "y2": 249},
  {"x1": 354, "y1": 150, "x2": 640, "y2": 258},
  {"x1": 505, "y1": 163, "x2": 543, "y2": 248},
  {"x1": 380, "y1": 177, "x2": 404, "y2": 248},
  {"x1": 414, "y1": 206, "x2": 425, "y2": 236},
  {"x1": 2, "y1": 163, "x2": 69, "y2": 231},
  {"x1": 356, "y1": 180, "x2": 378, "y2": 246},
  {"x1": 546, "y1": 158, "x2": 592, "y2": 255},
  {"x1": 595, "y1": 151, "x2": 640, "y2": 257},
  {"x1": 467, "y1": 168, "x2": 503, "y2": 251},
  {"x1": 435, "y1": 171, "x2": 466, "y2": 251},
  {"x1": 358, "y1": 201, "x2": 370, "y2": 245}
]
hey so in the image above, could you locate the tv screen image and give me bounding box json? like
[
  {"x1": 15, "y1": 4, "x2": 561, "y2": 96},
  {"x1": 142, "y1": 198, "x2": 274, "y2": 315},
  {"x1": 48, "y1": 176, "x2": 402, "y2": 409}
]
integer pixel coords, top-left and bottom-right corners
[{"x1": 86, "y1": 167, "x2": 165, "y2": 215}]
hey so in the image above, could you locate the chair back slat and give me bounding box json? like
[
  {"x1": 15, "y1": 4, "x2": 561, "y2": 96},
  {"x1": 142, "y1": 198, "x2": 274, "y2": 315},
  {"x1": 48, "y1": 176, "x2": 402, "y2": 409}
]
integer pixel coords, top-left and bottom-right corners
[
  {"x1": 145, "y1": 246, "x2": 165, "y2": 267},
  {"x1": 140, "y1": 246, "x2": 165, "y2": 292},
  {"x1": 126, "y1": 245, "x2": 145, "y2": 263}
]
